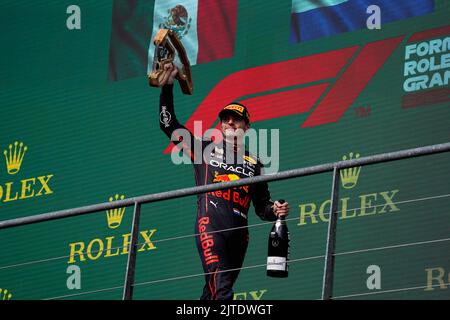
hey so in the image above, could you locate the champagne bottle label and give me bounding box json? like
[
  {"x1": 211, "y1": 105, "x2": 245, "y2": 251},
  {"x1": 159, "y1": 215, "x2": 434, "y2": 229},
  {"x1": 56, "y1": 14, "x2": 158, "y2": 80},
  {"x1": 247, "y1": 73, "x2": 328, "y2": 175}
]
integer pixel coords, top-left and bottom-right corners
[{"x1": 267, "y1": 256, "x2": 287, "y2": 271}]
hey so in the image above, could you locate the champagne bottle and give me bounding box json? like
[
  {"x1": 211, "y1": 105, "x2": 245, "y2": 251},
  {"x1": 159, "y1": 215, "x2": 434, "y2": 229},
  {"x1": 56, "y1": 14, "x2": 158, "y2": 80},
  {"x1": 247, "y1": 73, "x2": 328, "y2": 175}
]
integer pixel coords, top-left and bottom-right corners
[{"x1": 267, "y1": 200, "x2": 290, "y2": 278}]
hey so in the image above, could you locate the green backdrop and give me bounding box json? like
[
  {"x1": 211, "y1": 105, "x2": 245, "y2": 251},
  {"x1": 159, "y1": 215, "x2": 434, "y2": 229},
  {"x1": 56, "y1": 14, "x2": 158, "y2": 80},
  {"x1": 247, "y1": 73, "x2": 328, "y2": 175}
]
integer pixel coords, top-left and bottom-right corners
[{"x1": 0, "y1": 0, "x2": 449, "y2": 300}]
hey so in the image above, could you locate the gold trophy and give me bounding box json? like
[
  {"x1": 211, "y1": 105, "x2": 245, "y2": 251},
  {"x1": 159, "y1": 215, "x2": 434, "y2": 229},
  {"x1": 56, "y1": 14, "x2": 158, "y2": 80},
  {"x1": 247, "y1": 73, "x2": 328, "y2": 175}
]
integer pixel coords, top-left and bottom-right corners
[{"x1": 148, "y1": 29, "x2": 193, "y2": 95}]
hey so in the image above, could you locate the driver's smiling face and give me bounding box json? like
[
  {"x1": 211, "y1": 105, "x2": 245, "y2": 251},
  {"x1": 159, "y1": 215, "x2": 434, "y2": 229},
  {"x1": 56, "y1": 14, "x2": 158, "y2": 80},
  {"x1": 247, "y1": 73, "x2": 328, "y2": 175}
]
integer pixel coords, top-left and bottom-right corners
[{"x1": 220, "y1": 113, "x2": 249, "y2": 135}]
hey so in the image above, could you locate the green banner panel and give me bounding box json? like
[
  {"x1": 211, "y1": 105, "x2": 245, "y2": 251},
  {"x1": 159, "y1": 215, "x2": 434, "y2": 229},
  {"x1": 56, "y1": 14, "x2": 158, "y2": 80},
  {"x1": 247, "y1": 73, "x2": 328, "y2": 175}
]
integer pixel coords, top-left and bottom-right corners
[{"x1": 0, "y1": 0, "x2": 449, "y2": 300}]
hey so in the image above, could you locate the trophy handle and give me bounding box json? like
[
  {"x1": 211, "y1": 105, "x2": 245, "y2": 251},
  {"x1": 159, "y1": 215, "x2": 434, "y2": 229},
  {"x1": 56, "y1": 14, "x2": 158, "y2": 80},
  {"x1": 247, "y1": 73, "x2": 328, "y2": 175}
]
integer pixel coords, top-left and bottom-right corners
[{"x1": 149, "y1": 29, "x2": 193, "y2": 95}]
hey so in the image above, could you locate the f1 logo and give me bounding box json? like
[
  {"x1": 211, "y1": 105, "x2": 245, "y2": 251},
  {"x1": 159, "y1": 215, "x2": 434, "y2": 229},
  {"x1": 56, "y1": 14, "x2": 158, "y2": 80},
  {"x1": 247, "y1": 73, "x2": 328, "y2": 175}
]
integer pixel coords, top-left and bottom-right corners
[{"x1": 164, "y1": 25, "x2": 448, "y2": 154}]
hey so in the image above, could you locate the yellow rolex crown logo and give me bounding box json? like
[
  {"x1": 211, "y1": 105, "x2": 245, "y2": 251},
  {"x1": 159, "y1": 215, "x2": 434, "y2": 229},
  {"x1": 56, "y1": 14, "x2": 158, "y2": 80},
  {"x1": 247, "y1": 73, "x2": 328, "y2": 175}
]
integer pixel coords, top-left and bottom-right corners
[
  {"x1": 3, "y1": 141, "x2": 28, "y2": 175},
  {"x1": 106, "y1": 194, "x2": 126, "y2": 229},
  {"x1": 0, "y1": 288, "x2": 12, "y2": 300},
  {"x1": 340, "y1": 152, "x2": 362, "y2": 189}
]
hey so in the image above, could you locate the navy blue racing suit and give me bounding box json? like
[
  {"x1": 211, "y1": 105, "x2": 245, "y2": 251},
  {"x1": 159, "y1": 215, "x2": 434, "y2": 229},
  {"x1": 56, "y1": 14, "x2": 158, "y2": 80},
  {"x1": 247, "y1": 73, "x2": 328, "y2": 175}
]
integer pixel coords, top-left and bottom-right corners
[{"x1": 159, "y1": 84, "x2": 276, "y2": 300}]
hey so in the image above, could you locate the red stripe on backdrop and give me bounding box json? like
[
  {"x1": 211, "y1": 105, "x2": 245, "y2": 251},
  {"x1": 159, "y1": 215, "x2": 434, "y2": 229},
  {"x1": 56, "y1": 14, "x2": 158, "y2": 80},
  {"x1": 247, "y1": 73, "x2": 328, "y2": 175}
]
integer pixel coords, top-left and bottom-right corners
[
  {"x1": 402, "y1": 88, "x2": 450, "y2": 109},
  {"x1": 163, "y1": 46, "x2": 356, "y2": 154},
  {"x1": 302, "y1": 37, "x2": 403, "y2": 128},
  {"x1": 408, "y1": 25, "x2": 450, "y2": 43},
  {"x1": 211, "y1": 84, "x2": 329, "y2": 131},
  {"x1": 197, "y1": 0, "x2": 238, "y2": 64},
  {"x1": 240, "y1": 84, "x2": 329, "y2": 122}
]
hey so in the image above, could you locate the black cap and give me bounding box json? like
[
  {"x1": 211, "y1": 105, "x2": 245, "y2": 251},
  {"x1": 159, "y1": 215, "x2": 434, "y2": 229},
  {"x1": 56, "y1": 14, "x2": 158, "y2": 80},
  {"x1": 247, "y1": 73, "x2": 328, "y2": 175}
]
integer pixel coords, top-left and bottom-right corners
[{"x1": 218, "y1": 102, "x2": 250, "y2": 124}]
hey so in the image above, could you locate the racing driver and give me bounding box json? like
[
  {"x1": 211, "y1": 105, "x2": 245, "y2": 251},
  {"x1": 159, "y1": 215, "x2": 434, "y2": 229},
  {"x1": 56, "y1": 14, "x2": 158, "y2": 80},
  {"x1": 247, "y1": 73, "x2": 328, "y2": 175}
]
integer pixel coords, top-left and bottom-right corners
[{"x1": 158, "y1": 63, "x2": 289, "y2": 300}]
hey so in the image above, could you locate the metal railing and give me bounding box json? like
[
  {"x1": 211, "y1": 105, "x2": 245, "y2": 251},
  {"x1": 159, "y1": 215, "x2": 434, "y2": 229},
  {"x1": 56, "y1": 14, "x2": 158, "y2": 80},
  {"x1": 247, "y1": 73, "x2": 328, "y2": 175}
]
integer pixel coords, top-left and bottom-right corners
[{"x1": 1, "y1": 142, "x2": 449, "y2": 300}]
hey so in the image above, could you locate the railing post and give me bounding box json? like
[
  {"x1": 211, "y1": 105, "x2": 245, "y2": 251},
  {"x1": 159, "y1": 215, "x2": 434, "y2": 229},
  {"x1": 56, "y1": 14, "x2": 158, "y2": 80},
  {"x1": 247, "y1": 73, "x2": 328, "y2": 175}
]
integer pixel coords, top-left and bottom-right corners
[
  {"x1": 321, "y1": 166, "x2": 340, "y2": 300},
  {"x1": 123, "y1": 202, "x2": 141, "y2": 300}
]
